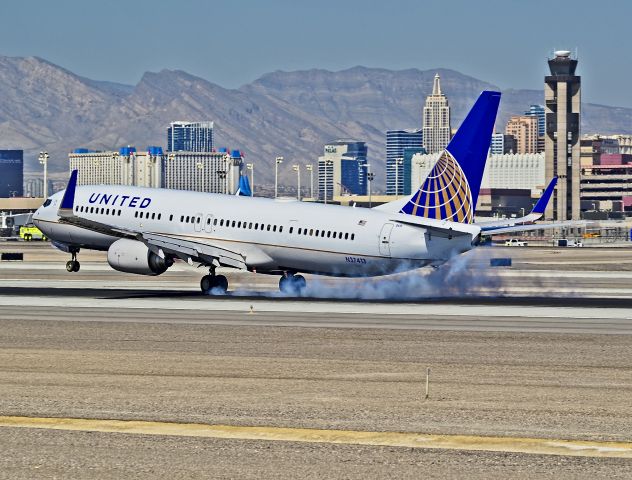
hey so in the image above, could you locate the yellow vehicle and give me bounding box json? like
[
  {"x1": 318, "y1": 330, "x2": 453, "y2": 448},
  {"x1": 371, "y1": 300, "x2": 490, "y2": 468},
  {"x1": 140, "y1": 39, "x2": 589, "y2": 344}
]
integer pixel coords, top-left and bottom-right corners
[{"x1": 19, "y1": 225, "x2": 47, "y2": 241}]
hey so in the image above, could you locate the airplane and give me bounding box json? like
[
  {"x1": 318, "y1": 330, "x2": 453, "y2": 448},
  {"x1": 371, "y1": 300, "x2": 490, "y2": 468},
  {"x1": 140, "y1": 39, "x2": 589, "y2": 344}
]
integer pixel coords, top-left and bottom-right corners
[{"x1": 33, "y1": 90, "x2": 563, "y2": 295}]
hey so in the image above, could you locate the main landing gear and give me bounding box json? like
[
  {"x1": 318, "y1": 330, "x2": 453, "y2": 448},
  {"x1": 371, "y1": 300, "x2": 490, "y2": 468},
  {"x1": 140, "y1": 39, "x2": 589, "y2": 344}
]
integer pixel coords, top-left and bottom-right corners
[
  {"x1": 65, "y1": 249, "x2": 80, "y2": 273},
  {"x1": 279, "y1": 272, "x2": 307, "y2": 295},
  {"x1": 200, "y1": 267, "x2": 228, "y2": 294}
]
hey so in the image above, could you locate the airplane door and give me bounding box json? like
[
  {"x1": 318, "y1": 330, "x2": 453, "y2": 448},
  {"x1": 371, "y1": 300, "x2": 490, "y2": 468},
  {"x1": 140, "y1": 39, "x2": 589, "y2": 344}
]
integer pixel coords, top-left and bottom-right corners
[
  {"x1": 379, "y1": 223, "x2": 394, "y2": 256},
  {"x1": 204, "y1": 214, "x2": 214, "y2": 233},
  {"x1": 194, "y1": 213, "x2": 203, "y2": 232}
]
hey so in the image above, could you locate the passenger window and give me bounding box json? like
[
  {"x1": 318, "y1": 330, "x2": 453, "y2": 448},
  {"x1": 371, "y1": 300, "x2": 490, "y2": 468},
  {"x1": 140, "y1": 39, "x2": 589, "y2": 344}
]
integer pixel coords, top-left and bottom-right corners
[
  {"x1": 273, "y1": 225, "x2": 277, "y2": 232},
  {"x1": 118, "y1": 210, "x2": 122, "y2": 216},
  {"x1": 237, "y1": 221, "x2": 241, "y2": 228},
  {"x1": 158, "y1": 213, "x2": 162, "y2": 220},
  {"x1": 345, "y1": 233, "x2": 349, "y2": 240},
  {"x1": 327, "y1": 231, "x2": 331, "y2": 238},
  {"x1": 196, "y1": 217, "x2": 201, "y2": 224},
  {"x1": 321, "y1": 230, "x2": 325, "y2": 237},
  {"x1": 169, "y1": 214, "x2": 173, "y2": 221},
  {"x1": 315, "y1": 229, "x2": 319, "y2": 236},
  {"x1": 180, "y1": 215, "x2": 184, "y2": 222},
  {"x1": 220, "y1": 219, "x2": 224, "y2": 226},
  {"x1": 255, "y1": 223, "x2": 259, "y2": 229},
  {"x1": 309, "y1": 229, "x2": 314, "y2": 236},
  {"x1": 214, "y1": 219, "x2": 218, "y2": 226},
  {"x1": 186, "y1": 216, "x2": 190, "y2": 223},
  {"x1": 279, "y1": 226, "x2": 283, "y2": 233},
  {"x1": 351, "y1": 233, "x2": 355, "y2": 240},
  {"x1": 151, "y1": 213, "x2": 155, "y2": 220},
  {"x1": 290, "y1": 227, "x2": 294, "y2": 234},
  {"x1": 243, "y1": 222, "x2": 247, "y2": 229},
  {"x1": 298, "y1": 228, "x2": 302, "y2": 234},
  {"x1": 248, "y1": 222, "x2": 252, "y2": 229},
  {"x1": 232, "y1": 221, "x2": 236, "y2": 227},
  {"x1": 135, "y1": 211, "x2": 138, "y2": 218}
]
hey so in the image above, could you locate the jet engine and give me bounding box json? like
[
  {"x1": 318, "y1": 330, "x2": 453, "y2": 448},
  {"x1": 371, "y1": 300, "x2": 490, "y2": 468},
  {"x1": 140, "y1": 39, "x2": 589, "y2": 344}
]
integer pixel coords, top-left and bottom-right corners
[{"x1": 107, "y1": 238, "x2": 173, "y2": 276}]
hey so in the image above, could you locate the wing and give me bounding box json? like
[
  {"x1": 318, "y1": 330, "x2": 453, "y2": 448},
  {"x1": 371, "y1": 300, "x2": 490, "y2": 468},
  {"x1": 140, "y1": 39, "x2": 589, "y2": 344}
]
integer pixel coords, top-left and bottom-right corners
[
  {"x1": 477, "y1": 177, "x2": 558, "y2": 231},
  {"x1": 57, "y1": 171, "x2": 247, "y2": 270},
  {"x1": 480, "y1": 220, "x2": 589, "y2": 236}
]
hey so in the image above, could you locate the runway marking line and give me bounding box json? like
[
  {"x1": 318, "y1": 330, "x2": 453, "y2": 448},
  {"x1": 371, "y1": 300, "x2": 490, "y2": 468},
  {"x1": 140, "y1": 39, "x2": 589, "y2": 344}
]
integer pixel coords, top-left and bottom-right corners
[{"x1": 0, "y1": 416, "x2": 631, "y2": 458}]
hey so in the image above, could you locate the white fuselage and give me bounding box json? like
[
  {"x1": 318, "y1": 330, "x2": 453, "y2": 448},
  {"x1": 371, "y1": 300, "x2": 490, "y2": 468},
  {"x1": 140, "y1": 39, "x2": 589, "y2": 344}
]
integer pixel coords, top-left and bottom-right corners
[{"x1": 33, "y1": 185, "x2": 477, "y2": 277}]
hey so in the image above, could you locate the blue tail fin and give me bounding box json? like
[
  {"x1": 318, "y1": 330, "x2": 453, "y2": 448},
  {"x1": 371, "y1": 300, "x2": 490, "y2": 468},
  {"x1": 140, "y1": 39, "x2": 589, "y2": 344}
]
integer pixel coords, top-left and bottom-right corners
[
  {"x1": 400, "y1": 91, "x2": 501, "y2": 223},
  {"x1": 531, "y1": 177, "x2": 557, "y2": 214}
]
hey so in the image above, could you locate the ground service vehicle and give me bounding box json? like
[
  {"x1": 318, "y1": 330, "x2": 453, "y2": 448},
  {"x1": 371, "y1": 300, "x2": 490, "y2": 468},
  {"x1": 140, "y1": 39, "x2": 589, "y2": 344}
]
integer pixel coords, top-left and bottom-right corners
[
  {"x1": 504, "y1": 238, "x2": 528, "y2": 247},
  {"x1": 19, "y1": 225, "x2": 47, "y2": 241}
]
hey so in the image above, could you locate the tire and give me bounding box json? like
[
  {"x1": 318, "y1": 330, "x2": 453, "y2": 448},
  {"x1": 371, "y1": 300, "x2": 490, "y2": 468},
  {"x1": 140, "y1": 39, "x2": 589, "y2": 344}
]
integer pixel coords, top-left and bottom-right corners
[
  {"x1": 293, "y1": 275, "x2": 307, "y2": 294},
  {"x1": 214, "y1": 275, "x2": 228, "y2": 294},
  {"x1": 200, "y1": 275, "x2": 213, "y2": 293},
  {"x1": 201, "y1": 274, "x2": 228, "y2": 294},
  {"x1": 66, "y1": 261, "x2": 74, "y2": 272},
  {"x1": 72, "y1": 261, "x2": 80, "y2": 272},
  {"x1": 279, "y1": 274, "x2": 306, "y2": 295}
]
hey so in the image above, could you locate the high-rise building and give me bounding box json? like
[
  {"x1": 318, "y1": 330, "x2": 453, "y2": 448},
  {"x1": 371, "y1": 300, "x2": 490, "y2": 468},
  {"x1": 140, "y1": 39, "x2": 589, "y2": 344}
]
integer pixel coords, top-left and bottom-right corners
[
  {"x1": 481, "y1": 153, "x2": 546, "y2": 190},
  {"x1": 544, "y1": 50, "x2": 581, "y2": 220},
  {"x1": 24, "y1": 178, "x2": 55, "y2": 198},
  {"x1": 167, "y1": 121, "x2": 214, "y2": 152},
  {"x1": 163, "y1": 149, "x2": 242, "y2": 194},
  {"x1": 386, "y1": 129, "x2": 423, "y2": 195},
  {"x1": 422, "y1": 74, "x2": 451, "y2": 154},
  {"x1": 318, "y1": 141, "x2": 367, "y2": 201},
  {"x1": 505, "y1": 115, "x2": 538, "y2": 154},
  {"x1": 402, "y1": 147, "x2": 426, "y2": 195},
  {"x1": 525, "y1": 104, "x2": 546, "y2": 153},
  {"x1": 0, "y1": 150, "x2": 23, "y2": 197},
  {"x1": 490, "y1": 133, "x2": 517, "y2": 155},
  {"x1": 69, "y1": 147, "x2": 163, "y2": 188}
]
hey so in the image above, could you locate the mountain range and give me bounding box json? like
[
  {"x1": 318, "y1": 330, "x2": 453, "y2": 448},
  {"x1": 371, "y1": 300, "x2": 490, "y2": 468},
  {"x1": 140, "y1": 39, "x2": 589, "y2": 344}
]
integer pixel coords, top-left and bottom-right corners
[{"x1": 1, "y1": 55, "x2": 632, "y2": 189}]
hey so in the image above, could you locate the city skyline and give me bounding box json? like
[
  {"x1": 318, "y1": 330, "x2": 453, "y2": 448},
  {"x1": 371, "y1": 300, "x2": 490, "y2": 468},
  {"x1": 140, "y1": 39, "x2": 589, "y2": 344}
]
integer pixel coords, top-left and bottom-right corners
[{"x1": 1, "y1": 0, "x2": 632, "y2": 108}]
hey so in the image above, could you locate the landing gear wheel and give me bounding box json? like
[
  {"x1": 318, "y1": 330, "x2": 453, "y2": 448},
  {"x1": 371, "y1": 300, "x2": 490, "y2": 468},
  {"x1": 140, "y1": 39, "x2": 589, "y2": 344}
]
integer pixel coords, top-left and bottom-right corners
[
  {"x1": 66, "y1": 250, "x2": 80, "y2": 273},
  {"x1": 279, "y1": 274, "x2": 307, "y2": 296},
  {"x1": 201, "y1": 274, "x2": 229, "y2": 294},
  {"x1": 66, "y1": 260, "x2": 80, "y2": 272}
]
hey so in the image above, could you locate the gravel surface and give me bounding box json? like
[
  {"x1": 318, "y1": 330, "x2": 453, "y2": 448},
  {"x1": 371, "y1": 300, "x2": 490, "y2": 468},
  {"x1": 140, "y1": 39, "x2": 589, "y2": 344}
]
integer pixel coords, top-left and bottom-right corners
[{"x1": 1, "y1": 428, "x2": 631, "y2": 480}]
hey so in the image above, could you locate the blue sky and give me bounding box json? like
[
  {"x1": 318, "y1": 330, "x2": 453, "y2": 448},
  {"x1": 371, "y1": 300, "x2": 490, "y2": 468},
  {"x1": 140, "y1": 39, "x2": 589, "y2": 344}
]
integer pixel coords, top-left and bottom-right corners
[{"x1": 2, "y1": 0, "x2": 631, "y2": 107}]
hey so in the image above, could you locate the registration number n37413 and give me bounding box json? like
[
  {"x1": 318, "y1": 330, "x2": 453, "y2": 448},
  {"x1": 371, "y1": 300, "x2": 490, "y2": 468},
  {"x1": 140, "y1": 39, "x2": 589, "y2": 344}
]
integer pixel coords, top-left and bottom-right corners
[{"x1": 345, "y1": 256, "x2": 367, "y2": 264}]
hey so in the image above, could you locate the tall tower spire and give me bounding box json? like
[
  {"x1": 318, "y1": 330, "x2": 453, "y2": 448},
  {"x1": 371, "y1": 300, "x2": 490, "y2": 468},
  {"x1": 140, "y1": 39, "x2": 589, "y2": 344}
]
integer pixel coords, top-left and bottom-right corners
[
  {"x1": 432, "y1": 73, "x2": 442, "y2": 95},
  {"x1": 423, "y1": 74, "x2": 451, "y2": 154}
]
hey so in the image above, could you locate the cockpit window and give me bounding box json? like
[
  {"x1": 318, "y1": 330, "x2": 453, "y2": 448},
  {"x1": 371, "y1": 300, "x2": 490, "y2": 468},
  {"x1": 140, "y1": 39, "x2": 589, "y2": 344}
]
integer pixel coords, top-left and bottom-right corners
[{"x1": 43, "y1": 199, "x2": 52, "y2": 207}]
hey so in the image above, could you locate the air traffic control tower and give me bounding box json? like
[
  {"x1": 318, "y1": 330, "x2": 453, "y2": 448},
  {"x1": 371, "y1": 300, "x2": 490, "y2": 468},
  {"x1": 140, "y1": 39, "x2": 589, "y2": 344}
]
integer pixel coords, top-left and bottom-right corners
[{"x1": 544, "y1": 50, "x2": 581, "y2": 220}]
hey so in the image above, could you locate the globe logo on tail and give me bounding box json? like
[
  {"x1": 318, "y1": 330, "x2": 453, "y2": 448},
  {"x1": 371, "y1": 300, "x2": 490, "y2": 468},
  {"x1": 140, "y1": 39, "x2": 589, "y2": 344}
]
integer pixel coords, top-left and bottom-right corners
[{"x1": 399, "y1": 150, "x2": 474, "y2": 224}]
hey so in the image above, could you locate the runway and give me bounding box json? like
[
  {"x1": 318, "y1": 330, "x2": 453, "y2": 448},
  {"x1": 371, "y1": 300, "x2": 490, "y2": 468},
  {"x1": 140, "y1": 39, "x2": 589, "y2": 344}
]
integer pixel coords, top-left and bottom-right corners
[{"x1": 1, "y1": 244, "x2": 632, "y2": 477}]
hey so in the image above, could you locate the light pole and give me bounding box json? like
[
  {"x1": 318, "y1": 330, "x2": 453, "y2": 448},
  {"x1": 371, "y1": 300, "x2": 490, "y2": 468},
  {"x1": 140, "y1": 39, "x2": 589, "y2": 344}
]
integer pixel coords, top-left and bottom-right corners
[
  {"x1": 246, "y1": 163, "x2": 254, "y2": 196},
  {"x1": 292, "y1": 164, "x2": 301, "y2": 200},
  {"x1": 275, "y1": 156, "x2": 283, "y2": 198},
  {"x1": 305, "y1": 164, "x2": 314, "y2": 199},
  {"x1": 395, "y1": 158, "x2": 403, "y2": 198},
  {"x1": 38, "y1": 151, "x2": 49, "y2": 199}
]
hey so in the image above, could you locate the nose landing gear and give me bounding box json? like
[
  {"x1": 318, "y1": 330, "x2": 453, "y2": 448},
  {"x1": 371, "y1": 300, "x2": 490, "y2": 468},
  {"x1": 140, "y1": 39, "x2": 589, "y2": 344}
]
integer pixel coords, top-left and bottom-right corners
[
  {"x1": 65, "y1": 249, "x2": 80, "y2": 273},
  {"x1": 200, "y1": 267, "x2": 228, "y2": 294},
  {"x1": 279, "y1": 272, "x2": 307, "y2": 295}
]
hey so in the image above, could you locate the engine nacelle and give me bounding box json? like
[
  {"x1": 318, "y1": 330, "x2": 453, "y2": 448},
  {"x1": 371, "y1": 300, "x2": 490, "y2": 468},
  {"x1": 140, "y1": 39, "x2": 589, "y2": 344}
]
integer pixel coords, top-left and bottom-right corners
[{"x1": 107, "y1": 238, "x2": 172, "y2": 276}]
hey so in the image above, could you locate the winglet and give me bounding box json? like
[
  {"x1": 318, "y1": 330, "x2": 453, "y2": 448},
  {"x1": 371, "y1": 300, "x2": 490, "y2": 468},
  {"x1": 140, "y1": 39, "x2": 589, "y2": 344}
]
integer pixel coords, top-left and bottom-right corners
[
  {"x1": 59, "y1": 170, "x2": 78, "y2": 216},
  {"x1": 531, "y1": 177, "x2": 557, "y2": 214}
]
